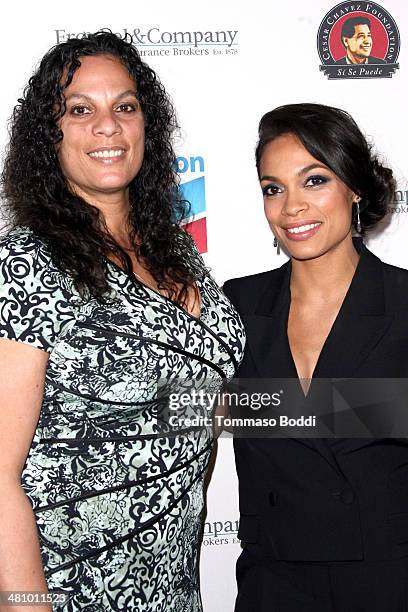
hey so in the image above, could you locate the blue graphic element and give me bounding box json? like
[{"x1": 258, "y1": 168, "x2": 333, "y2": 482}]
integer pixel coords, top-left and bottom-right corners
[
  {"x1": 180, "y1": 176, "x2": 206, "y2": 217},
  {"x1": 175, "y1": 156, "x2": 205, "y2": 174}
]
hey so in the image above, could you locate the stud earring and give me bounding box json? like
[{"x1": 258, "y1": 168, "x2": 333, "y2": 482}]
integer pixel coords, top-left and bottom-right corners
[{"x1": 274, "y1": 236, "x2": 281, "y2": 255}]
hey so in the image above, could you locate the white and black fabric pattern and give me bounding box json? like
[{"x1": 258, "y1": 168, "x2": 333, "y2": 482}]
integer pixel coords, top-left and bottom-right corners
[{"x1": 0, "y1": 227, "x2": 245, "y2": 611}]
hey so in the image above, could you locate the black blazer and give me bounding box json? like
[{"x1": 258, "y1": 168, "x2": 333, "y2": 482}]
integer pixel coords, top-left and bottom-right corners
[{"x1": 224, "y1": 241, "x2": 408, "y2": 562}]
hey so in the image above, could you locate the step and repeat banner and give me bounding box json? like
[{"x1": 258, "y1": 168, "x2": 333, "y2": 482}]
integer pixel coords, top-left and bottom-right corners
[{"x1": 0, "y1": 1, "x2": 406, "y2": 610}]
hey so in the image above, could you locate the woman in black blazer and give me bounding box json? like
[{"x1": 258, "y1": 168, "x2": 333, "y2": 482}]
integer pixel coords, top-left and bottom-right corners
[{"x1": 223, "y1": 103, "x2": 408, "y2": 611}]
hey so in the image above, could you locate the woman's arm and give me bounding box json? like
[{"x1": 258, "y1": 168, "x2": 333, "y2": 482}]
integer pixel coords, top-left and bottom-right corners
[
  {"x1": 0, "y1": 339, "x2": 52, "y2": 612},
  {"x1": 213, "y1": 394, "x2": 232, "y2": 438}
]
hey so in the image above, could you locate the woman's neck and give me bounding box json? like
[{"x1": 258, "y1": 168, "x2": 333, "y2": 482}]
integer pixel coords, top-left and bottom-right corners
[
  {"x1": 100, "y1": 201, "x2": 132, "y2": 245},
  {"x1": 290, "y1": 236, "x2": 360, "y2": 301},
  {"x1": 72, "y1": 183, "x2": 132, "y2": 245}
]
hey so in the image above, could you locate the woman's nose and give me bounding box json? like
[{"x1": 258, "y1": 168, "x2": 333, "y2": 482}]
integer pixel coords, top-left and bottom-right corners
[
  {"x1": 282, "y1": 190, "x2": 309, "y2": 216},
  {"x1": 92, "y1": 109, "x2": 122, "y2": 137}
]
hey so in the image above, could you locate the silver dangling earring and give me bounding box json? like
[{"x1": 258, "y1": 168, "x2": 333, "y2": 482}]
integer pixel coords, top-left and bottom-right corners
[
  {"x1": 274, "y1": 236, "x2": 281, "y2": 255},
  {"x1": 355, "y1": 198, "x2": 362, "y2": 234}
]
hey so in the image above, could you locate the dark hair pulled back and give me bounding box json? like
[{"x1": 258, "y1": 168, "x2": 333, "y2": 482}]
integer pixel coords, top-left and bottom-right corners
[{"x1": 255, "y1": 103, "x2": 395, "y2": 235}]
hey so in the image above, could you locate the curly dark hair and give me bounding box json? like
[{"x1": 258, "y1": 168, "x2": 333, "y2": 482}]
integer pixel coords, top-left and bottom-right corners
[
  {"x1": 255, "y1": 103, "x2": 396, "y2": 236},
  {"x1": 1, "y1": 30, "x2": 206, "y2": 303}
]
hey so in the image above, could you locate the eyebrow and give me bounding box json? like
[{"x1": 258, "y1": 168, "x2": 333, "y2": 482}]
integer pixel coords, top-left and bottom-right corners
[
  {"x1": 65, "y1": 89, "x2": 138, "y2": 102},
  {"x1": 260, "y1": 163, "x2": 330, "y2": 182}
]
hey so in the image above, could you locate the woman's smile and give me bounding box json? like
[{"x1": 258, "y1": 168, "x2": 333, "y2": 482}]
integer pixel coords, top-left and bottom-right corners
[
  {"x1": 58, "y1": 55, "x2": 145, "y2": 201},
  {"x1": 259, "y1": 133, "x2": 357, "y2": 261},
  {"x1": 87, "y1": 146, "x2": 127, "y2": 164},
  {"x1": 282, "y1": 220, "x2": 322, "y2": 241}
]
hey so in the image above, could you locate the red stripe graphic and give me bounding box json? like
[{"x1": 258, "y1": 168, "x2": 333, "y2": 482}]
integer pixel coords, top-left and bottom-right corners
[{"x1": 184, "y1": 218, "x2": 207, "y2": 254}]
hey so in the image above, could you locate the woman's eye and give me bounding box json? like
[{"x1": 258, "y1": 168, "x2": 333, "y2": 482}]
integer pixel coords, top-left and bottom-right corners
[
  {"x1": 71, "y1": 105, "x2": 91, "y2": 115},
  {"x1": 262, "y1": 184, "x2": 282, "y2": 197},
  {"x1": 116, "y1": 103, "x2": 137, "y2": 113},
  {"x1": 305, "y1": 175, "x2": 329, "y2": 187}
]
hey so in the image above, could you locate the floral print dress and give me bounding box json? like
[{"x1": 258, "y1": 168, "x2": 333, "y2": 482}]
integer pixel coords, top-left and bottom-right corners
[{"x1": 0, "y1": 227, "x2": 245, "y2": 611}]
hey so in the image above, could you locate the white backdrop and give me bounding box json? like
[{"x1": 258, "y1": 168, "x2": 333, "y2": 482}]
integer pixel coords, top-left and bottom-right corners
[{"x1": 1, "y1": 1, "x2": 407, "y2": 610}]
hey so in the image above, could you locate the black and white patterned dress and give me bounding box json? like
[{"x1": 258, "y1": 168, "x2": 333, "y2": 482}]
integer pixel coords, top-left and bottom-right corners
[{"x1": 0, "y1": 227, "x2": 245, "y2": 611}]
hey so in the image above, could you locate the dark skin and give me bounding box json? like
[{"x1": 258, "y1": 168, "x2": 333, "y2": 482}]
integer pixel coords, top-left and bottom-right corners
[
  {"x1": 0, "y1": 55, "x2": 201, "y2": 607},
  {"x1": 59, "y1": 54, "x2": 200, "y2": 318},
  {"x1": 259, "y1": 134, "x2": 360, "y2": 393},
  {"x1": 287, "y1": 266, "x2": 353, "y2": 386}
]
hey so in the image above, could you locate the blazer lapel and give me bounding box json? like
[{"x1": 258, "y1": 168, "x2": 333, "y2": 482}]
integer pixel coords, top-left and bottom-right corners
[
  {"x1": 312, "y1": 243, "x2": 393, "y2": 456},
  {"x1": 240, "y1": 261, "x2": 341, "y2": 473},
  {"x1": 304, "y1": 243, "x2": 393, "y2": 463},
  {"x1": 241, "y1": 259, "x2": 296, "y2": 379},
  {"x1": 242, "y1": 240, "x2": 392, "y2": 380},
  {"x1": 313, "y1": 242, "x2": 393, "y2": 379},
  {"x1": 240, "y1": 241, "x2": 393, "y2": 473}
]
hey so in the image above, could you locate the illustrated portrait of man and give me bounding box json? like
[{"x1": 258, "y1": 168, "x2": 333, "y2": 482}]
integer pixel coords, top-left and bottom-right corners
[{"x1": 334, "y1": 16, "x2": 386, "y2": 64}]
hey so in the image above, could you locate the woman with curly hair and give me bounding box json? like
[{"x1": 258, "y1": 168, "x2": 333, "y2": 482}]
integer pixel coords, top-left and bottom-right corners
[
  {"x1": 224, "y1": 104, "x2": 408, "y2": 611},
  {"x1": 0, "y1": 31, "x2": 245, "y2": 611}
]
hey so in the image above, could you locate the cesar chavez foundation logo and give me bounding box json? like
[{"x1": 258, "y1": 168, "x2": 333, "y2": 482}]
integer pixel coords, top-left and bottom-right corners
[{"x1": 317, "y1": 2, "x2": 400, "y2": 79}]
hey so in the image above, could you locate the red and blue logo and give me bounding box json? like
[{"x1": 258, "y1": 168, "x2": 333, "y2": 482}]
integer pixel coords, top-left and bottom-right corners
[{"x1": 176, "y1": 155, "x2": 207, "y2": 254}]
